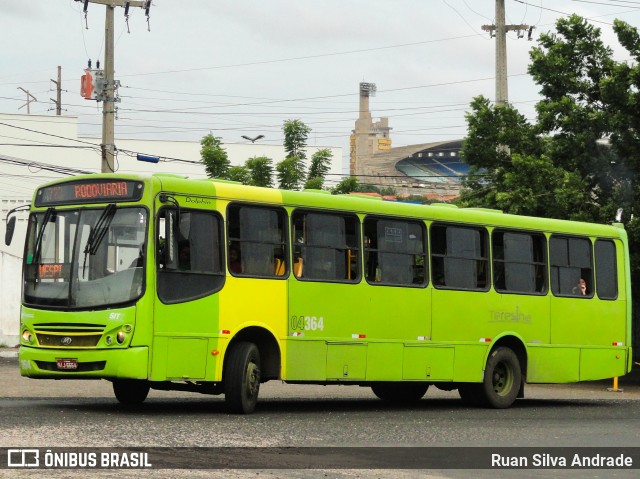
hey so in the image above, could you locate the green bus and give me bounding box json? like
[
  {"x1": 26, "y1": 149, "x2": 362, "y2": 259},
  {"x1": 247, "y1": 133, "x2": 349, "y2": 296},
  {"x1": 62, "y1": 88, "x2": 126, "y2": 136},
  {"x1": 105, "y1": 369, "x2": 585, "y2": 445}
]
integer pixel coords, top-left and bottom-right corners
[{"x1": 5, "y1": 173, "x2": 633, "y2": 413}]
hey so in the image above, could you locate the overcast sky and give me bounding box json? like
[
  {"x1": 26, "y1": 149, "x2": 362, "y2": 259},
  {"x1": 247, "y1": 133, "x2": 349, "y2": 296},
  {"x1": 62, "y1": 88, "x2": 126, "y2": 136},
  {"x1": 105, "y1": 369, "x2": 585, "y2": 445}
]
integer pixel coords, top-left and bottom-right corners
[{"x1": 2, "y1": 0, "x2": 640, "y2": 175}]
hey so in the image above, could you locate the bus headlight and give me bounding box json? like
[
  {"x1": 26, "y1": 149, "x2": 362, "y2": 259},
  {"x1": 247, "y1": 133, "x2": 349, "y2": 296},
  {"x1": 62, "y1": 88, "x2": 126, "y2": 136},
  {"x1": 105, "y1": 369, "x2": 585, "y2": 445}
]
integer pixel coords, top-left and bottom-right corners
[
  {"x1": 21, "y1": 330, "x2": 34, "y2": 344},
  {"x1": 105, "y1": 335, "x2": 113, "y2": 346},
  {"x1": 116, "y1": 331, "x2": 126, "y2": 344}
]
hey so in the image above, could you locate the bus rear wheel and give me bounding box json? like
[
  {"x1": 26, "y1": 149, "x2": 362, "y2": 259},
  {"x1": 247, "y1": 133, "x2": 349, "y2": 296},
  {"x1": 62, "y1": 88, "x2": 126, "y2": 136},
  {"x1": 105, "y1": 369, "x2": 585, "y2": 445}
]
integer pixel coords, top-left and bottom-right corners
[
  {"x1": 481, "y1": 347, "x2": 521, "y2": 409},
  {"x1": 224, "y1": 341, "x2": 261, "y2": 414},
  {"x1": 371, "y1": 382, "x2": 428, "y2": 402},
  {"x1": 112, "y1": 379, "x2": 150, "y2": 405}
]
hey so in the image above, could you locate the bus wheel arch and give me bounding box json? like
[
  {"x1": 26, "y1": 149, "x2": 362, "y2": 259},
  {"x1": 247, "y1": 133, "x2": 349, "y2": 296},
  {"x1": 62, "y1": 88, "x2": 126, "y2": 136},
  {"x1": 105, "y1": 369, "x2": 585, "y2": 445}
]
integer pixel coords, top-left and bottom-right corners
[
  {"x1": 222, "y1": 326, "x2": 281, "y2": 414},
  {"x1": 227, "y1": 326, "x2": 281, "y2": 381},
  {"x1": 482, "y1": 337, "x2": 526, "y2": 408}
]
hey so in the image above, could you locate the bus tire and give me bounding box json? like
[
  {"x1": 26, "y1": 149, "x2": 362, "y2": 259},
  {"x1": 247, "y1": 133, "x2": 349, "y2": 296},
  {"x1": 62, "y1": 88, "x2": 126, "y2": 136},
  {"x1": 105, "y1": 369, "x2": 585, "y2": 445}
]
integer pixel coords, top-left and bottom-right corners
[
  {"x1": 371, "y1": 382, "x2": 428, "y2": 402},
  {"x1": 481, "y1": 347, "x2": 521, "y2": 409},
  {"x1": 113, "y1": 379, "x2": 150, "y2": 405},
  {"x1": 224, "y1": 341, "x2": 261, "y2": 414}
]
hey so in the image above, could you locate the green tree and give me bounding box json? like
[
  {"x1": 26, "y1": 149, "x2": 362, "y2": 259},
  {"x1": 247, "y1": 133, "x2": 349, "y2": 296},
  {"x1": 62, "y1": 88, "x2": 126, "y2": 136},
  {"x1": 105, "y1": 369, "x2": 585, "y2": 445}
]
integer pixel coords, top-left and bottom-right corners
[
  {"x1": 304, "y1": 148, "x2": 333, "y2": 189},
  {"x1": 277, "y1": 119, "x2": 310, "y2": 190},
  {"x1": 283, "y1": 119, "x2": 311, "y2": 160},
  {"x1": 200, "y1": 134, "x2": 230, "y2": 179},
  {"x1": 227, "y1": 165, "x2": 251, "y2": 184},
  {"x1": 276, "y1": 156, "x2": 306, "y2": 190},
  {"x1": 304, "y1": 177, "x2": 324, "y2": 190},
  {"x1": 245, "y1": 156, "x2": 274, "y2": 187},
  {"x1": 332, "y1": 176, "x2": 359, "y2": 195}
]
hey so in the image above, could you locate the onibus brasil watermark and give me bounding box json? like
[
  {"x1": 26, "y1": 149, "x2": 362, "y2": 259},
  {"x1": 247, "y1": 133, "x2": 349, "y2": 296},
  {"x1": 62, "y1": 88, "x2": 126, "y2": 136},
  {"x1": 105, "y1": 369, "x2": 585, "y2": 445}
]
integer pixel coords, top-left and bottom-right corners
[{"x1": 6, "y1": 449, "x2": 151, "y2": 469}]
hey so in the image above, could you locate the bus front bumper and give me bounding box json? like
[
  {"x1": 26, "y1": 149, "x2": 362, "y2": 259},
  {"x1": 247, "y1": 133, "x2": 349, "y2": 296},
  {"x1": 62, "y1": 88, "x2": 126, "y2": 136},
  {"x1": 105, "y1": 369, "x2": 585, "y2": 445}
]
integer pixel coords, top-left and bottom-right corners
[{"x1": 18, "y1": 346, "x2": 149, "y2": 380}]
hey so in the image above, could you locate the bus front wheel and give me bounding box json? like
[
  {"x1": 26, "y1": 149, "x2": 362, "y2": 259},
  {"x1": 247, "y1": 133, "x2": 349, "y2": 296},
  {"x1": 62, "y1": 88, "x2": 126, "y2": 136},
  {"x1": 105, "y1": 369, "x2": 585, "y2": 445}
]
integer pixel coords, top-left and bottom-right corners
[
  {"x1": 371, "y1": 382, "x2": 428, "y2": 402},
  {"x1": 481, "y1": 347, "x2": 521, "y2": 409},
  {"x1": 224, "y1": 341, "x2": 261, "y2": 414},
  {"x1": 112, "y1": 379, "x2": 150, "y2": 405}
]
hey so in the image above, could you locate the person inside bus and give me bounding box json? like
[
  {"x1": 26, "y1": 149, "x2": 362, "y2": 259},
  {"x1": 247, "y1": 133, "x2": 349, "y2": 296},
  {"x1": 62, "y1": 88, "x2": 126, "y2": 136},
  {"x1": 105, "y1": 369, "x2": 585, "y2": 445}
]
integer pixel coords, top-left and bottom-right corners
[
  {"x1": 573, "y1": 278, "x2": 587, "y2": 296},
  {"x1": 229, "y1": 244, "x2": 242, "y2": 274}
]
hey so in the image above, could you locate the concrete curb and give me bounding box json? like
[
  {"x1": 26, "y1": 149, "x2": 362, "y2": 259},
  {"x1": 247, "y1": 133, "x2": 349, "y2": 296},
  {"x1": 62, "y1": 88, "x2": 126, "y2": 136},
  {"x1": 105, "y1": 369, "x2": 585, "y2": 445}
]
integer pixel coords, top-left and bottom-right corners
[{"x1": 0, "y1": 350, "x2": 18, "y2": 359}]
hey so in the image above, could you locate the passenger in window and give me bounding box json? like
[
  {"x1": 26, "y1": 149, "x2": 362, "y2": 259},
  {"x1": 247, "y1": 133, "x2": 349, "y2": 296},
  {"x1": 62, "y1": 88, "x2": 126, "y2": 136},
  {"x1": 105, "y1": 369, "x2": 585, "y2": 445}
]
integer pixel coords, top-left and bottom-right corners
[
  {"x1": 229, "y1": 245, "x2": 242, "y2": 274},
  {"x1": 573, "y1": 278, "x2": 587, "y2": 296}
]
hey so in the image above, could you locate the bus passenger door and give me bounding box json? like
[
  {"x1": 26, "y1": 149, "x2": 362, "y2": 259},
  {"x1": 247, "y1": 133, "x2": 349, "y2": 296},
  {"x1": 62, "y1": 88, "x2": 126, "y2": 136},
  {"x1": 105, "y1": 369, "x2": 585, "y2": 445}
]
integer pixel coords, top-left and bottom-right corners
[{"x1": 151, "y1": 205, "x2": 225, "y2": 382}]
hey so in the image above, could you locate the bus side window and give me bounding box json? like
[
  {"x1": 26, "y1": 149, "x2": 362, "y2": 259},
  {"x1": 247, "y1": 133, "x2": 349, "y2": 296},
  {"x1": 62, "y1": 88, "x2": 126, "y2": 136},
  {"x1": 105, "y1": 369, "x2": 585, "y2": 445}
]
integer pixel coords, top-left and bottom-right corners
[
  {"x1": 292, "y1": 211, "x2": 359, "y2": 282},
  {"x1": 156, "y1": 208, "x2": 224, "y2": 304},
  {"x1": 550, "y1": 235, "x2": 593, "y2": 298},
  {"x1": 364, "y1": 216, "x2": 426, "y2": 287},
  {"x1": 595, "y1": 239, "x2": 617, "y2": 299},
  {"x1": 492, "y1": 230, "x2": 547, "y2": 294},
  {"x1": 430, "y1": 223, "x2": 489, "y2": 291},
  {"x1": 227, "y1": 204, "x2": 288, "y2": 279}
]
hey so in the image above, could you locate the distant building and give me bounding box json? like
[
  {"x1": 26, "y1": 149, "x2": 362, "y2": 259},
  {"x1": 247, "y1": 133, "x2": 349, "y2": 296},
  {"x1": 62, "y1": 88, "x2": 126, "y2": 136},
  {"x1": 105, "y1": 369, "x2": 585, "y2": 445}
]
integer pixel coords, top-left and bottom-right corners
[{"x1": 350, "y1": 82, "x2": 466, "y2": 199}]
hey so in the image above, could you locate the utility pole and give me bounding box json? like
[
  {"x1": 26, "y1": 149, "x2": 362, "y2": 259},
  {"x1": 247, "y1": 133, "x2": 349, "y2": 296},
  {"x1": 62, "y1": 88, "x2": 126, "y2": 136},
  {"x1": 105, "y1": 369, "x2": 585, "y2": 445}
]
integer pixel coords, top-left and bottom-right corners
[
  {"x1": 482, "y1": 0, "x2": 532, "y2": 106},
  {"x1": 51, "y1": 66, "x2": 62, "y2": 115},
  {"x1": 17, "y1": 87, "x2": 37, "y2": 114},
  {"x1": 76, "y1": 0, "x2": 150, "y2": 173}
]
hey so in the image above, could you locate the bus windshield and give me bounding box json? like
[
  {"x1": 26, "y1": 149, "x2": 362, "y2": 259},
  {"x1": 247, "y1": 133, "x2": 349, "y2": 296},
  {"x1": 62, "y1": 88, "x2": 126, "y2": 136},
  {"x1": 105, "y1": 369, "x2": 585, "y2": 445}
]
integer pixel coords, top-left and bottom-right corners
[{"x1": 23, "y1": 206, "x2": 148, "y2": 309}]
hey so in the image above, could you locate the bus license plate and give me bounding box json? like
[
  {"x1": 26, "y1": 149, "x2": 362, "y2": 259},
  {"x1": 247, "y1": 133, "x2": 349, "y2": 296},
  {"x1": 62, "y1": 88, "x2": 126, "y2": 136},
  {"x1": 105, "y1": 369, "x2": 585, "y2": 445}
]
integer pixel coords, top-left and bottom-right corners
[{"x1": 56, "y1": 359, "x2": 78, "y2": 370}]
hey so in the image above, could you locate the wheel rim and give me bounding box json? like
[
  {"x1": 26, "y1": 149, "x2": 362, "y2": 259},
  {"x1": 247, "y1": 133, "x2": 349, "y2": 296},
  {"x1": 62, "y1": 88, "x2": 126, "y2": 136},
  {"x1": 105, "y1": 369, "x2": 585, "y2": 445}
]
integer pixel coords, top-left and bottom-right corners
[
  {"x1": 492, "y1": 361, "x2": 513, "y2": 397},
  {"x1": 245, "y1": 361, "x2": 260, "y2": 398}
]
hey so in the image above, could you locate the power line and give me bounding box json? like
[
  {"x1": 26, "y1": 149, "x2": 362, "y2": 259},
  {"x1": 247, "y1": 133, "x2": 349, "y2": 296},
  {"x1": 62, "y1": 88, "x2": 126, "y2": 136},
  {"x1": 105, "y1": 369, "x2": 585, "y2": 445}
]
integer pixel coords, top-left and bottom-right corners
[
  {"x1": 118, "y1": 34, "x2": 480, "y2": 78},
  {"x1": 512, "y1": 0, "x2": 615, "y2": 24}
]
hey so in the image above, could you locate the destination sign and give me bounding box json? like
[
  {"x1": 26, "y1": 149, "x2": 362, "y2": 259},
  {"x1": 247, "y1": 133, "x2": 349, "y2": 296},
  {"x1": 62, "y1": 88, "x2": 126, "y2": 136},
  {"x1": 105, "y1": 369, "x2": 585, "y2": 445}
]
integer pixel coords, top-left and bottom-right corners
[
  {"x1": 36, "y1": 263, "x2": 70, "y2": 280},
  {"x1": 35, "y1": 180, "x2": 143, "y2": 206}
]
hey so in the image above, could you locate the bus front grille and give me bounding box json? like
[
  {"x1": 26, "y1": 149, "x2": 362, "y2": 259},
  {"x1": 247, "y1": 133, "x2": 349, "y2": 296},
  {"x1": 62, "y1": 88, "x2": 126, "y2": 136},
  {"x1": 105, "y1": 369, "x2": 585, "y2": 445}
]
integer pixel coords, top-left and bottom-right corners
[
  {"x1": 35, "y1": 333, "x2": 102, "y2": 347},
  {"x1": 32, "y1": 323, "x2": 106, "y2": 348}
]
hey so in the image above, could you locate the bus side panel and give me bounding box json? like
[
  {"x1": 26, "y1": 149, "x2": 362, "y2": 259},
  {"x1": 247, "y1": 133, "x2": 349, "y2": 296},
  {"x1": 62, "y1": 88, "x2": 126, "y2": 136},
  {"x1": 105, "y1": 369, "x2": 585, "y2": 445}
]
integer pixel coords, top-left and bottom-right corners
[
  {"x1": 431, "y1": 289, "x2": 493, "y2": 342},
  {"x1": 286, "y1": 281, "x2": 429, "y2": 381},
  {"x1": 283, "y1": 339, "x2": 327, "y2": 380},
  {"x1": 218, "y1": 277, "x2": 288, "y2": 378},
  {"x1": 326, "y1": 343, "x2": 367, "y2": 380},
  {"x1": 151, "y1": 294, "x2": 221, "y2": 382},
  {"x1": 402, "y1": 345, "x2": 454, "y2": 381},
  {"x1": 366, "y1": 342, "x2": 403, "y2": 381},
  {"x1": 579, "y1": 347, "x2": 628, "y2": 381},
  {"x1": 550, "y1": 297, "x2": 627, "y2": 347},
  {"x1": 489, "y1": 293, "x2": 550, "y2": 344},
  {"x1": 452, "y1": 344, "x2": 489, "y2": 383},
  {"x1": 526, "y1": 346, "x2": 580, "y2": 383}
]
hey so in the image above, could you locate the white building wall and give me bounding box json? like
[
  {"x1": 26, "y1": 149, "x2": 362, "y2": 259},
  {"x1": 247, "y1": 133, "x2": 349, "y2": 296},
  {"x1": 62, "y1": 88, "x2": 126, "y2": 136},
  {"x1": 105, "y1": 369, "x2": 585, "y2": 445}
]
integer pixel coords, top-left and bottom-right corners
[
  {"x1": 0, "y1": 251, "x2": 21, "y2": 346},
  {"x1": 0, "y1": 112, "x2": 342, "y2": 345}
]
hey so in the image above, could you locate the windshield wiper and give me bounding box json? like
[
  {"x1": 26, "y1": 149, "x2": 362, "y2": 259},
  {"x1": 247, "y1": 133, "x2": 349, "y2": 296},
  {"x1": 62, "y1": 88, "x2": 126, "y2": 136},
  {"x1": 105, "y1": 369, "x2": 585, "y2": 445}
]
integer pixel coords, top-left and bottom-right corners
[
  {"x1": 32, "y1": 207, "x2": 56, "y2": 264},
  {"x1": 82, "y1": 204, "x2": 117, "y2": 276}
]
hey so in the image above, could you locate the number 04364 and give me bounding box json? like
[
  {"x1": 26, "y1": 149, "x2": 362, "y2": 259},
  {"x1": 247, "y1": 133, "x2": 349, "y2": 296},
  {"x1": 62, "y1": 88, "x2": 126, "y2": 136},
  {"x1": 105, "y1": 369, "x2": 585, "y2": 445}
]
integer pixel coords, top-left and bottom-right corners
[{"x1": 290, "y1": 315, "x2": 324, "y2": 331}]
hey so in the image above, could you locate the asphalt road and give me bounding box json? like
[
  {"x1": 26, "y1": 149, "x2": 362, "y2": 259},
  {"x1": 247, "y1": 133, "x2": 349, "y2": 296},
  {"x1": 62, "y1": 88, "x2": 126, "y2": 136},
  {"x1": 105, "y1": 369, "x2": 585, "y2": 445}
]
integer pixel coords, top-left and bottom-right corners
[{"x1": 1, "y1": 355, "x2": 639, "y2": 479}]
